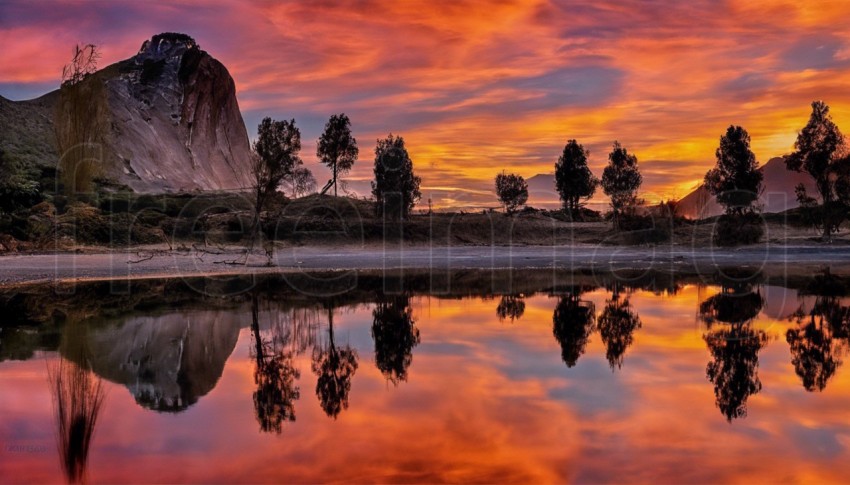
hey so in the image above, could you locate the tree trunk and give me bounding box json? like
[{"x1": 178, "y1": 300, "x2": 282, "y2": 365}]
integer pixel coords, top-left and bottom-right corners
[
  {"x1": 251, "y1": 295, "x2": 264, "y2": 368},
  {"x1": 823, "y1": 200, "x2": 833, "y2": 243},
  {"x1": 819, "y1": 178, "x2": 833, "y2": 243}
]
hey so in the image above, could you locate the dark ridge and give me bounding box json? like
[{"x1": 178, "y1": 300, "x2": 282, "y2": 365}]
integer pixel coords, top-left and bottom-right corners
[
  {"x1": 150, "y1": 32, "x2": 198, "y2": 48},
  {"x1": 178, "y1": 47, "x2": 205, "y2": 84}
]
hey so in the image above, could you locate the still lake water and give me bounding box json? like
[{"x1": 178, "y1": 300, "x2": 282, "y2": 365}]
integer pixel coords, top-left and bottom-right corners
[{"x1": 1, "y1": 271, "x2": 850, "y2": 483}]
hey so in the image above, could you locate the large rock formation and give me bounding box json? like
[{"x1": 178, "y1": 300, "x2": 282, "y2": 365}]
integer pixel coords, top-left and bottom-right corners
[
  {"x1": 1, "y1": 33, "x2": 251, "y2": 193},
  {"x1": 64, "y1": 310, "x2": 242, "y2": 412}
]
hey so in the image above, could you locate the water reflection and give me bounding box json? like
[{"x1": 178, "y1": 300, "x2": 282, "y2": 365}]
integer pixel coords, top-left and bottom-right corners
[
  {"x1": 552, "y1": 287, "x2": 596, "y2": 368},
  {"x1": 250, "y1": 294, "x2": 301, "y2": 434},
  {"x1": 2, "y1": 271, "x2": 850, "y2": 482},
  {"x1": 699, "y1": 282, "x2": 769, "y2": 421},
  {"x1": 598, "y1": 285, "x2": 642, "y2": 370},
  {"x1": 372, "y1": 295, "x2": 420, "y2": 385},
  {"x1": 787, "y1": 296, "x2": 850, "y2": 392},
  {"x1": 49, "y1": 323, "x2": 106, "y2": 484},
  {"x1": 496, "y1": 295, "x2": 526, "y2": 323},
  {"x1": 312, "y1": 308, "x2": 359, "y2": 419},
  {"x1": 76, "y1": 312, "x2": 239, "y2": 412}
]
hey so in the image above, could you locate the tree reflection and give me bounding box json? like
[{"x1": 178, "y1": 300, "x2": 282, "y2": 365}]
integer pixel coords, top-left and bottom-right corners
[
  {"x1": 699, "y1": 284, "x2": 768, "y2": 421},
  {"x1": 786, "y1": 297, "x2": 850, "y2": 392},
  {"x1": 598, "y1": 287, "x2": 642, "y2": 370},
  {"x1": 49, "y1": 323, "x2": 106, "y2": 484},
  {"x1": 312, "y1": 308, "x2": 359, "y2": 418},
  {"x1": 496, "y1": 295, "x2": 525, "y2": 323},
  {"x1": 250, "y1": 295, "x2": 300, "y2": 434},
  {"x1": 372, "y1": 296, "x2": 420, "y2": 385},
  {"x1": 699, "y1": 287, "x2": 763, "y2": 326},
  {"x1": 552, "y1": 289, "x2": 596, "y2": 368}
]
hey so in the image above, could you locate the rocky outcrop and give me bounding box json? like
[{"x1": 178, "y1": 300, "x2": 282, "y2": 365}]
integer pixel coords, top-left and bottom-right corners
[
  {"x1": 66, "y1": 310, "x2": 242, "y2": 412},
  {"x1": 2, "y1": 33, "x2": 251, "y2": 193}
]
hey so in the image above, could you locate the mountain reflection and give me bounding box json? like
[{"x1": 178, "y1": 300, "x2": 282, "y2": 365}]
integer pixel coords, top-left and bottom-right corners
[
  {"x1": 552, "y1": 287, "x2": 596, "y2": 368},
  {"x1": 312, "y1": 308, "x2": 359, "y2": 419},
  {"x1": 49, "y1": 323, "x2": 106, "y2": 484},
  {"x1": 787, "y1": 297, "x2": 850, "y2": 392},
  {"x1": 372, "y1": 295, "x2": 420, "y2": 385},
  {"x1": 598, "y1": 286, "x2": 642, "y2": 370},
  {"x1": 699, "y1": 282, "x2": 768, "y2": 421},
  {"x1": 4, "y1": 269, "x2": 850, "y2": 454}
]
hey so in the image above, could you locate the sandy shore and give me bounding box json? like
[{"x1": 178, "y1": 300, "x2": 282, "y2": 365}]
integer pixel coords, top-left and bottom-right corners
[{"x1": 2, "y1": 243, "x2": 850, "y2": 287}]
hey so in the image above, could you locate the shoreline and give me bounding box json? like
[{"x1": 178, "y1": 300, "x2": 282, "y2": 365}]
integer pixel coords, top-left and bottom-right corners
[{"x1": 2, "y1": 243, "x2": 850, "y2": 288}]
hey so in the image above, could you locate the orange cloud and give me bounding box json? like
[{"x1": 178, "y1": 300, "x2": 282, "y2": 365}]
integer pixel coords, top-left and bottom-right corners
[{"x1": 3, "y1": 0, "x2": 850, "y2": 207}]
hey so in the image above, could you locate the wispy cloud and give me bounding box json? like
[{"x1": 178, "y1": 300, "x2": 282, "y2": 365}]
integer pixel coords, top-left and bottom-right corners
[{"x1": 3, "y1": 0, "x2": 850, "y2": 207}]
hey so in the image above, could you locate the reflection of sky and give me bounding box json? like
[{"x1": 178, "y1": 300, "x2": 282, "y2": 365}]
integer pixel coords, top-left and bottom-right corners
[
  {"x1": 1, "y1": 286, "x2": 850, "y2": 482},
  {"x1": 4, "y1": 1, "x2": 850, "y2": 208}
]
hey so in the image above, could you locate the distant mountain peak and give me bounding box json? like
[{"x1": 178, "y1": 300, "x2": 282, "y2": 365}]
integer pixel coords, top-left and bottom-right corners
[{"x1": 676, "y1": 155, "x2": 818, "y2": 218}]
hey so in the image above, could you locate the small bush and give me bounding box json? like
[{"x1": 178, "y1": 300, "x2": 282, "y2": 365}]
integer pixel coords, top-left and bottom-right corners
[
  {"x1": 617, "y1": 213, "x2": 673, "y2": 245},
  {"x1": 713, "y1": 213, "x2": 764, "y2": 246}
]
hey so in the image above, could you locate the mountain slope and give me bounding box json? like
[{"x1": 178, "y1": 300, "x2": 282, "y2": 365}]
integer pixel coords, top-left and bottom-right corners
[
  {"x1": 0, "y1": 92, "x2": 59, "y2": 170},
  {"x1": 677, "y1": 157, "x2": 818, "y2": 218}
]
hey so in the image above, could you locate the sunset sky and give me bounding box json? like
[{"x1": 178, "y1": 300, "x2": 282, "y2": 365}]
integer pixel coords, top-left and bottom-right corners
[{"x1": 3, "y1": 0, "x2": 850, "y2": 208}]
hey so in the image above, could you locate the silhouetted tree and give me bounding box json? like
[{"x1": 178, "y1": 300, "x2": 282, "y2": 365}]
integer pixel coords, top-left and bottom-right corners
[
  {"x1": 312, "y1": 309, "x2": 359, "y2": 418},
  {"x1": 56, "y1": 43, "x2": 103, "y2": 198},
  {"x1": 555, "y1": 139, "x2": 598, "y2": 218},
  {"x1": 371, "y1": 296, "x2": 420, "y2": 385},
  {"x1": 317, "y1": 113, "x2": 359, "y2": 197},
  {"x1": 250, "y1": 295, "x2": 300, "y2": 434},
  {"x1": 704, "y1": 126, "x2": 765, "y2": 246},
  {"x1": 552, "y1": 290, "x2": 596, "y2": 368},
  {"x1": 787, "y1": 101, "x2": 847, "y2": 241},
  {"x1": 495, "y1": 171, "x2": 528, "y2": 214},
  {"x1": 497, "y1": 295, "x2": 526, "y2": 322},
  {"x1": 598, "y1": 287, "x2": 642, "y2": 369},
  {"x1": 372, "y1": 134, "x2": 421, "y2": 221},
  {"x1": 250, "y1": 117, "x2": 302, "y2": 261},
  {"x1": 786, "y1": 297, "x2": 850, "y2": 392},
  {"x1": 704, "y1": 125, "x2": 763, "y2": 215},
  {"x1": 601, "y1": 142, "x2": 642, "y2": 228}
]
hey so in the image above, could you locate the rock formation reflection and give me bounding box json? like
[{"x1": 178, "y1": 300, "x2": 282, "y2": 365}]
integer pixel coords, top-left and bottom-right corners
[
  {"x1": 74, "y1": 312, "x2": 240, "y2": 412},
  {"x1": 372, "y1": 295, "x2": 420, "y2": 385},
  {"x1": 699, "y1": 282, "x2": 768, "y2": 421},
  {"x1": 552, "y1": 287, "x2": 596, "y2": 368}
]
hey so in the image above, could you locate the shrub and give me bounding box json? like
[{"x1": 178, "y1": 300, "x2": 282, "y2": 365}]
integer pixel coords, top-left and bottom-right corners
[
  {"x1": 713, "y1": 213, "x2": 764, "y2": 246},
  {"x1": 617, "y1": 213, "x2": 672, "y2": 245}
]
